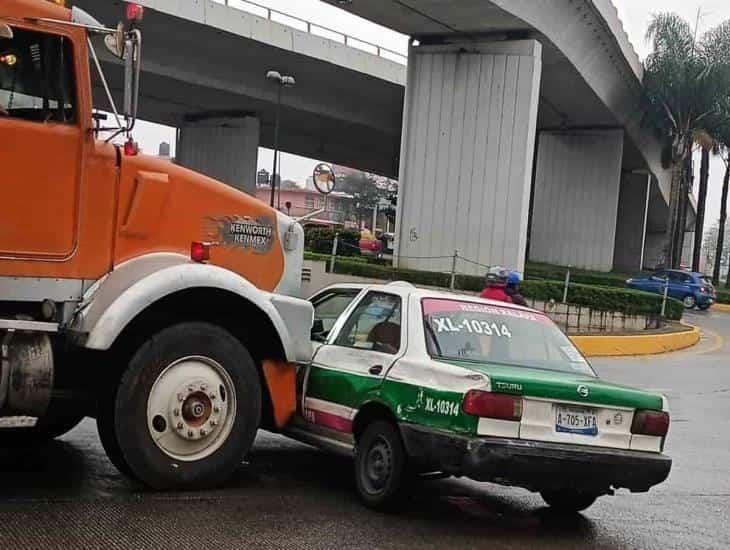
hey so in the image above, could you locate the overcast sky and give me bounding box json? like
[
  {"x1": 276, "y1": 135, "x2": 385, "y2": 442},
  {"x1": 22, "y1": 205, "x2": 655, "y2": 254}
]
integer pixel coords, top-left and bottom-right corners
[{"x1": 134, "y1": 0, "x2": 730, "y2": 230}]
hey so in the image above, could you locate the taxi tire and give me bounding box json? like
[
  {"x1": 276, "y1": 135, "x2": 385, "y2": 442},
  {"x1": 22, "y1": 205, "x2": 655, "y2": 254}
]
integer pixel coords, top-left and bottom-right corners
[
  {"x1": 540, "y1": 489, "x2": 599, "y2": 513},
  {"x1": 113, "y1": 322, "x2": 261, "y2": 490},
  {"x1": 355, "y1": 420, "x2": 408, "y2": 511}
]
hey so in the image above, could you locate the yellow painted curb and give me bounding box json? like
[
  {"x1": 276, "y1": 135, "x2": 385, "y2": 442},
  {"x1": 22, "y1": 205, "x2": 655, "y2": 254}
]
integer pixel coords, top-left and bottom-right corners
[
  {"x1": 712, "y1": 303, "x2": 730, "y2": 313},
  {"x1": 571, "y1": 327, "x2": 700, "y2": 357}
]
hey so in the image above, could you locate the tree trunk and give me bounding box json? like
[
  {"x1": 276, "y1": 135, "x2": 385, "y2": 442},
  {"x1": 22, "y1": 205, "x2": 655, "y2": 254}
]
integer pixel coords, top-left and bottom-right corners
[
  {"x1": 714, "y1": 156, "x2": 730, "y2": 286},
  {"x1": 674, "y1": 157, "x2": 693, "y2": 268},
  {"x1": 693, "y1": 148, "x2": 710, "y2": 271},
  {"x1": 665, "y1": 160, "x2": 684, "y2": 268}
]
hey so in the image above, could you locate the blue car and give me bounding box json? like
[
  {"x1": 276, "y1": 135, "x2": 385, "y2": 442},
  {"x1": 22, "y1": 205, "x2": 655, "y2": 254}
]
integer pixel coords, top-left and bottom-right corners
[{"x1": 626, "y1": 270, "x2": 716, "y2": 310}]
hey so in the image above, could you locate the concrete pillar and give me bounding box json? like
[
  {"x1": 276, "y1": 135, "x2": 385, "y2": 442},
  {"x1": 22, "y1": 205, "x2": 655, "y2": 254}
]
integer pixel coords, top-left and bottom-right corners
[
  {"x1": 612, "y1": 173, "x2": 650, "y2": 272},
  {"x1": 394, "y1": 40, "x2": 542, "y2": 275},
  {"x1": 529, "y1": 130, "x2": 624, "y2": 272},
  {"x1": 177, "y1": 116, "x2": 260, "y2": 195}
]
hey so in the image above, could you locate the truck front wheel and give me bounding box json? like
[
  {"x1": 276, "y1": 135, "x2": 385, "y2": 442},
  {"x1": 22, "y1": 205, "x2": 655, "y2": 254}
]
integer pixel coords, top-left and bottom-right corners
[{"x1": 108, "y1": 322, "x2": 261, "y2": 490}]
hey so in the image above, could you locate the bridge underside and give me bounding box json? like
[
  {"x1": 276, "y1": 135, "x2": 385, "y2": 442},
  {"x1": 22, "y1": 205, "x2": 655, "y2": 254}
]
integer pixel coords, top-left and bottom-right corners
[{"x1": 79, "y1": 0, "x2": 693, "y2": 272}]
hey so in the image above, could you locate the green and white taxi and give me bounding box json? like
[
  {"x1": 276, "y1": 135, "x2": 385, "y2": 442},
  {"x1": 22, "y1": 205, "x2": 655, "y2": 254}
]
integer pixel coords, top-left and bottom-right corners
[{"x1": 286, "y1": 282, "x2": 672, "y2": 512}]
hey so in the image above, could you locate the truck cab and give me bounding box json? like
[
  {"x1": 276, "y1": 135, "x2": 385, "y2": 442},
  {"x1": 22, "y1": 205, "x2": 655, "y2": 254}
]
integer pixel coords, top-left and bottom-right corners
[{"x1": 0, "y1": 0, "x2": 313, "y2": 490}]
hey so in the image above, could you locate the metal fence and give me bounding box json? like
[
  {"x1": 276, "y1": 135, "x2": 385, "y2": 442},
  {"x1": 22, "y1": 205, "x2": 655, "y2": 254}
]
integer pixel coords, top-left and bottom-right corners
[
  {"x1": 319, "y1": 240, "x2": 666, "y2": 334},
  {"x1": 214, "y1": 0, "x2": 408, "y2": 64}
]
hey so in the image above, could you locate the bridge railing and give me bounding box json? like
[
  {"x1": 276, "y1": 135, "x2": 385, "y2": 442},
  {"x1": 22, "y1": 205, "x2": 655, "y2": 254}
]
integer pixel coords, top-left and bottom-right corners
[{"x1": 215, "y1": 0, "x2": 408, "y2": 65}]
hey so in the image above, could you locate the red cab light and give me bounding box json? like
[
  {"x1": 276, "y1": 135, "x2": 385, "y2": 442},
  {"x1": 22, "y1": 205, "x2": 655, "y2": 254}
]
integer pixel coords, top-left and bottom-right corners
[
  {"x1": 123, "y1": 138, "x2": 138, "y2": 156},
  {"x1": 463, "y1": 390, "x2": 522, "y2": 421},
  {"x1": 631, "y1": 410, "x2": 670, "y2": 437},
  {"x1": 126, "y1": 3, "x2": 145, "y2": 21},
  {"x1": 190, "y1": 241, "x2": 211, "y2": 263}
]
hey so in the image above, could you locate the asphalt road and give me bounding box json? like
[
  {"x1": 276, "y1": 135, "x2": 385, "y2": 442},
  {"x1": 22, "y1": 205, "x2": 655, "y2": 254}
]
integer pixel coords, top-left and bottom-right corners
[{"x1": 0, "y1": 310, "x2": 728, "y2": 550}]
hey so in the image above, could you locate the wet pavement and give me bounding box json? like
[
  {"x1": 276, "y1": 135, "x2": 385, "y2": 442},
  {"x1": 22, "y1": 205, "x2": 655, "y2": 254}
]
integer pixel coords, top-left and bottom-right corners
[{"x1": 0, "y1": 310, "x2": 728, "y2": 549}]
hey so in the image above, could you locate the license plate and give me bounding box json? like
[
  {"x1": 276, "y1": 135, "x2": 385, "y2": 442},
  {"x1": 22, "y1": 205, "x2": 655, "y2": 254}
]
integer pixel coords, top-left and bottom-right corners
[{"x1": 555, "y1": 406, "x2": 598, "y2": 436}]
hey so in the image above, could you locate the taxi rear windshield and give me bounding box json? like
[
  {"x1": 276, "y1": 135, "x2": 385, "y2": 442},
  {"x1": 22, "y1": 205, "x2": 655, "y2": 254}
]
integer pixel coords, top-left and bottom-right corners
[{"x1": 422, "y1": 298, "x2": 595, "y2": 376}]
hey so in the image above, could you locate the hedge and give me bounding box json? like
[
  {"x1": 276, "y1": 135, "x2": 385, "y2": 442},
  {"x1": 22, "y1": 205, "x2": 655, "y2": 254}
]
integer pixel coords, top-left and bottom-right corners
[
  {"x1": 304, "y1": 227, "x2": 360, "y2": 257},
  {"x1": 525, "y1": 261, "x2": 633, "y2": 288},
  {"x1": 717, "y1": 288, "x2": 730, "y2": 304},
  {"x1": 324, "y1": 258, "x2": 684, "y2": 320}
]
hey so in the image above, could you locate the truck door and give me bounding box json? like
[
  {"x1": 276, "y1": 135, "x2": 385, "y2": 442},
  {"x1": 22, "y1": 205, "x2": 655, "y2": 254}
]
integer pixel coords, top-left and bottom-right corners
[{"x1": 0, "y1": 25, "x2": 81, "y2": 258}]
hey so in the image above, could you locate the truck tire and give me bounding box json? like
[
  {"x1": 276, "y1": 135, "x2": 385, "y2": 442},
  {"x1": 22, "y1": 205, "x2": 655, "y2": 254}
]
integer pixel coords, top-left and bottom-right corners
[
  {"x1": 355, "y1": 420, "x2": 408, "y2": 511},
  {"x1": 97, "y1": 382, "x2": 137, "y2": 479},
  {"x1": 112, "y1": 322, "x2": 261, "y2": 490}
]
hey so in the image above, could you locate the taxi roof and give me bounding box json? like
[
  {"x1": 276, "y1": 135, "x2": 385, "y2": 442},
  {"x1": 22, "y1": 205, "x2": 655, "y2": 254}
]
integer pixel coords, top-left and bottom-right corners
[{"x1": 314, "y1": 281, "x2": 541, "y2": 315}]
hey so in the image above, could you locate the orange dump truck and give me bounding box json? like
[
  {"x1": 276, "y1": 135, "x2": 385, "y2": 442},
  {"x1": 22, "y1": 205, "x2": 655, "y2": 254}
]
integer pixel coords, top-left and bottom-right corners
[{"x1": 0, "y1": 0, "x2": 313, "y2": 489}]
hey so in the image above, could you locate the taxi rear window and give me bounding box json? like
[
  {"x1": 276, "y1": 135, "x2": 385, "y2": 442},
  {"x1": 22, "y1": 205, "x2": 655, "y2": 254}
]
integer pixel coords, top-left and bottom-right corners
[{"x1": 422, "y1": 298, "x2": 595, "y2": 375}]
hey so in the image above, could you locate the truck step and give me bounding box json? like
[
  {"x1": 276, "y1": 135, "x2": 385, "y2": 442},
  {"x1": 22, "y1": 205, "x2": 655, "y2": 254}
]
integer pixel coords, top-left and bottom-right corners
[
  {"x1": 0, "y1": 319, "x2": 58, "y2": 333},
  {"x1": 0, "y1": 416, "x2": 38, "y2": 429}
]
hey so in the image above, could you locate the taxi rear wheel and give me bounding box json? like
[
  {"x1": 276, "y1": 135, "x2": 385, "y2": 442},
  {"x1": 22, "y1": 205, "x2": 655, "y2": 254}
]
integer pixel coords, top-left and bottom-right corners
[
  {"x1": 540, "y1": 489, "x2": 599, "y2": 513},
  {"x1": 355, "y1": 420, "x2": 407, "y2": 511}
]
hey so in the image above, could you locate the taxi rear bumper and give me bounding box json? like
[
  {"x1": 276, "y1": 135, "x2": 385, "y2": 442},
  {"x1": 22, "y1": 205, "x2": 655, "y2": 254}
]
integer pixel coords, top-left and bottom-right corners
[{"x1": 400, "y1": 424, "x2": 672, "y2": 494}]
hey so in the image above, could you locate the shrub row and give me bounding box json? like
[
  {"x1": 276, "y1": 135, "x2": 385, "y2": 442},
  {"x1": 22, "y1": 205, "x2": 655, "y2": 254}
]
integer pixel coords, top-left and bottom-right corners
[
  {"x1": 304, "y1": 227, "x2": 360, "y2": 257},
  {"x1": 525, "y1": 262, "x2": 632, "y2": 288},
  {"x1": 716, "y1": 288, "x2": 730, "y2": 304},
  {"x1": 325, "y1": 258, "x2": 684, "y2": 320}
]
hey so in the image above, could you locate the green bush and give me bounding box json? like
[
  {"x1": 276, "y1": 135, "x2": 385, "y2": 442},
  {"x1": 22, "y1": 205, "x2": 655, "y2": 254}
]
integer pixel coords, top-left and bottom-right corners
[
  {"x1": 716, "y1": 288, "x2": 730, "y2": 304},
  {"x1": 520, "y1": 280, "x2": 684, "y2": 321},
  {"x1": 525, "y1": 261, "x2": 633, "y2": 288},
  {"x1": 325, "y1": 258, "x2": 683, "y2": 320},
  {"x1": 304, "y1": 227, "x2": 360, "y2": 257}
]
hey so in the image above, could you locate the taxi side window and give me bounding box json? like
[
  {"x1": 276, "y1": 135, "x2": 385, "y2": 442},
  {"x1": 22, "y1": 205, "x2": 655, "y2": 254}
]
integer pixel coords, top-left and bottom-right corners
[
  {"x1": 335, "y1": 292, "x2": 402, "y2": 354},
  {"x1": 311, "y1": 289, "x2": 361, "y2": 337},
  {"x1": 0, "y1": 27, "x2": 76, "y2": 123}
]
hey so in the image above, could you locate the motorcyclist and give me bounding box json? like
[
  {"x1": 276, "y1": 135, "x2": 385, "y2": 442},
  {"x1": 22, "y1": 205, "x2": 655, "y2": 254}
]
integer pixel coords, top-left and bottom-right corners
[
  {"x1": 480, "y1": 267, "x2": 512, "y2": 303},
  {"x1": 505, "y1": 271, "x2": 528, "y2": 306}
]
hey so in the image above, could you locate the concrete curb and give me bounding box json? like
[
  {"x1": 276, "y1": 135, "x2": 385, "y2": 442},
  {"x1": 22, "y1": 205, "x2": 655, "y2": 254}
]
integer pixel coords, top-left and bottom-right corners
[
  {"x1": 571, "y1": 326, "x2": 700, "y2": 357},
  {"x1": 712, "y1": 303, "x2": 730, "y2": 314}
]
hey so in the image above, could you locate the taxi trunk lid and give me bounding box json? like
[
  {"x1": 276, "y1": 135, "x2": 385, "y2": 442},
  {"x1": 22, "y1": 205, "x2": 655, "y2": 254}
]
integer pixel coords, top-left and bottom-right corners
[{"x1": 441, "y1": 360, "x2": 666, "y2": 451}]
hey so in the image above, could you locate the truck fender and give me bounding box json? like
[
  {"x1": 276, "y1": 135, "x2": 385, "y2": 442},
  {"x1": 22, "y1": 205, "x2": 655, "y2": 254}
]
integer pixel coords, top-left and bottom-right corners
[{"x1": 75, "y1": 253, "x2": 313, "y2": 362}]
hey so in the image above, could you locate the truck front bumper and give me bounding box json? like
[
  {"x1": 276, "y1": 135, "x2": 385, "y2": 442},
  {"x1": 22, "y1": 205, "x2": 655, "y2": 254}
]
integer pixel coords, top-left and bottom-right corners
[{"x1": 400, "y1": 424, "x2": 671, "y2": 494}]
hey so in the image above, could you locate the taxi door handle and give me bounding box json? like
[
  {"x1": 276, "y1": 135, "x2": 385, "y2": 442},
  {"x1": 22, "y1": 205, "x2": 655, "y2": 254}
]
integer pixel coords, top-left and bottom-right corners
[{"x1": 369, "y1": 365, "x2": 383, "y2": 375}]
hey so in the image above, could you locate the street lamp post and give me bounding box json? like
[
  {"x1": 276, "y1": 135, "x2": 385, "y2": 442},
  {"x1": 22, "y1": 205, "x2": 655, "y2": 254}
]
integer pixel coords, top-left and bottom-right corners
[{"x1": 266, "y1": 70, "x2": 296, "y2": 209}]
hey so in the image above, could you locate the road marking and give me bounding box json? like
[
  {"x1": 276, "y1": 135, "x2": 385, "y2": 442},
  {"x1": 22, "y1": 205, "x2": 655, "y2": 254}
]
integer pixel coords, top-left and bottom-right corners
[{"x1": 696, "y1": 326, "x2": 726, "y2": 355}]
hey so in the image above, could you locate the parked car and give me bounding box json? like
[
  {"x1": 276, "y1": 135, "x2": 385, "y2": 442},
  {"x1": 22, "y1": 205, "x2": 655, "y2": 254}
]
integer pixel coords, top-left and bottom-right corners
[
  {"x1": 626, "y1": 270, "x2": 715, "y2": 309},
  {"x1": 359, "y1": 229, "x2": 383, "y2": 257},
  {"x1": 285, "y1": 282, "x2": 672, "y2": 512}
]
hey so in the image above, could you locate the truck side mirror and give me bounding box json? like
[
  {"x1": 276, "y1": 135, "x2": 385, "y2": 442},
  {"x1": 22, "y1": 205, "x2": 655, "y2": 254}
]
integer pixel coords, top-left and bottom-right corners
[
  {"x1": 103, "y1": 24, "x2": 126, "y2": 59},
  {"x1": 122, "y1": 31, "x2": 141, "y2": 120},
  {"x1": 0, "y1": 24, "x2": 13, "y2": 39}
]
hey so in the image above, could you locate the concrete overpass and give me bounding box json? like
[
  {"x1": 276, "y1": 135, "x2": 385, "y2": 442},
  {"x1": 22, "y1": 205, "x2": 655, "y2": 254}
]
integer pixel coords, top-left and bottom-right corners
[
  {"x1": 78, "y1": 0, "x2": 692, "y2": 272},
  {"x1": 322, "y1": 0, "x2": 695, "y2": 273},
  {"x1": 78, "y1": 0, "x2": 407, "y2": 180}
]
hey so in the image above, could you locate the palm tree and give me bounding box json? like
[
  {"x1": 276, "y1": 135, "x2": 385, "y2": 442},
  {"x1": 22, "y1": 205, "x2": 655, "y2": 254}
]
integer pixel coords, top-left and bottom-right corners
[
  {"x1": 643, "y1": 14, "x2": 729, "y2": 268},
  {"x1": 715, "y1": 151, "x2": 730, "y2": 286}
]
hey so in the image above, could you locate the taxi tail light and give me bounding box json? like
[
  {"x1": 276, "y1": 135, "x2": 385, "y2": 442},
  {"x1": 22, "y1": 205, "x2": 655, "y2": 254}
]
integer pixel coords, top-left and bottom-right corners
[
  {"x1": 463, "y1": 390, "x2": 522, "y2": 421},
  {"x1": 631, "y1": 410, "x2": 669, "y2": 437},
  {"x1": 190, "y1": 241, "x2": 211, "y2": 263}
]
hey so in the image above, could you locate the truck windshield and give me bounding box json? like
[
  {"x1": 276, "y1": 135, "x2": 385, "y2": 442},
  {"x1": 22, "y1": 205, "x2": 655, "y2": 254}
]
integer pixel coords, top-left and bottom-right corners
[
  {"x1": 422, "y1": 298, "x2": 596, "y2": 376},
  {"x1": 0, "y1": 27, "x2": 76, "y2": 123}
]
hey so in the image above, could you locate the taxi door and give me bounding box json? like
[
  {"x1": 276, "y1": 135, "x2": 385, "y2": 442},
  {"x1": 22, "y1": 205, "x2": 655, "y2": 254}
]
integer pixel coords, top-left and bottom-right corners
[
  {"x1": 0, "y1": 24, "x2": 82, "y2": 259},
  {"x1": 303, "y1": 290, "x2": 405, "y2": 434}
]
